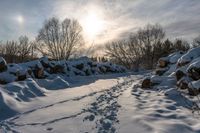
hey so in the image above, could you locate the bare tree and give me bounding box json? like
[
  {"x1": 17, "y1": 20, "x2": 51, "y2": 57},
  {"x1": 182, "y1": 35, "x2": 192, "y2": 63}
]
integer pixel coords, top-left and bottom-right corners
[
  {"x1": 37, "y1": 17, "x2": 84, "y2": 60},
  {"x1": 173, "y1": 39, "x2": 190, "y2": 52},
  {"x1": 18, "y1": 36, "x2": 32, "y2": 62},
  {"x1": 193, "y1": 35, "x2": 200, "y2": 47},
  {"x1": 137, "y1": 24, "x2": 165, "y2": 69},
  {"x1": 0, "y1": 41, "x2": 5, "y2": 56},
  {"x1": 106, "y1": 24, "x2": 165, "y2": 70},
  {"x1": 5, "y1": 41, "x2": 18, "y2": 63}
]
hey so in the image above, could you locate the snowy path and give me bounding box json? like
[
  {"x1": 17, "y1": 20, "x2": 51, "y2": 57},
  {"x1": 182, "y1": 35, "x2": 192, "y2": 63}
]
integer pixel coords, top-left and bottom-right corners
[{"x1": 1, "y1": 74, "x2": 200, "y2": 133}]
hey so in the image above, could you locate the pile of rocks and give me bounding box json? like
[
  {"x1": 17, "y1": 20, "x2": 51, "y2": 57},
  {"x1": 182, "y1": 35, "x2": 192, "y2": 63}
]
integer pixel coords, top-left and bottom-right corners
[
  {"x1": 0, "y1": 56, "x2": 126, "y2": 84},
  {"x1": 142, "y1": 46, "x2": 200, "y2": 96}
]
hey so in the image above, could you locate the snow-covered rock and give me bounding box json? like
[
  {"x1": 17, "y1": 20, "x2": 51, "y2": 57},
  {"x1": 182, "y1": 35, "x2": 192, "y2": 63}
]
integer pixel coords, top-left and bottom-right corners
[
  {"x1": 177, "y1": 46, "x2": 200, "y2": 67},
  {"x1": 188, "y1": 80, "x2": 200, "y2": 96},
  {"x1": 143, "y1": 46, "x2": 200, "y2": 96},
  {"x1": 0, "y1": 57, "x2": 7, "y2": 72}
]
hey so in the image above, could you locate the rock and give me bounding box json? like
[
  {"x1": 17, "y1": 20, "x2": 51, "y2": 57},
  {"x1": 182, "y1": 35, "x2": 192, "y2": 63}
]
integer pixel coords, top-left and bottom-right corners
[
  {"x1": 187, "y1": 67, "x2": 200, "y2": 81},
  {"x1": 99, "y1": 66, "x2": 107, "y2": 73},
  {"x1": 40, "y1": 60, "x2": 50, "y2": 68},
  {"x1": 158, "y1": 58, "x2": 169, "y2": 68},
  {"x1": 50, "y1": 65, "x2": 65, "y2": 74},
  {"x1": 155, "y1": 68, "x2": 168, "y2": 76},
  {"x1": 188, "y1": 80, "x2": 200, "y2": 96},
  {"x1": 188, "y1": 87, "x2": 199, "y2": 96},
  {"x1": 0, "y1": 57, "x2": 7, "y2": 72},
  {"x1": 40, "y1": 56, "x2": 50, "y2": 68},
  {"x1": 27, "y1": 69, "x2": 33, "y2": 76},
  {"x1": 75, "y1": 63, "x2": 84, "y2": 70},
  {"x1": 33, "y1": 65, "x2": 44, "y2": 79},
  {"x1": 85, "y1": 69, "x2": 91, "y2": 76},
  {"x1": 0, "y1": 79, "x2": 7, "y2": 84},
  {"x1": 177, "y1": 78, "x2": 188, "y2": 90},
  {"x1": 17, "y1": 74, "x2": 27, "y2": 81},
  {"x1": 175, "y1": 70, "x2": 186, "y2": 81},
  {"x1": 141, "y1": 78, "x2": 151, "y2": 88},
  {"x1": 177, "y1": 61, "x2": 190, "y2": 67}
]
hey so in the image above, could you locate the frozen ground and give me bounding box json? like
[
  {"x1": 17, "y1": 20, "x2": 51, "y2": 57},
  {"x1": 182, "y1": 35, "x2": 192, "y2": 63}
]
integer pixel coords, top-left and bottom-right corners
[{"x1": 0, "y1": 72, "x2": 200, "y2": 133}]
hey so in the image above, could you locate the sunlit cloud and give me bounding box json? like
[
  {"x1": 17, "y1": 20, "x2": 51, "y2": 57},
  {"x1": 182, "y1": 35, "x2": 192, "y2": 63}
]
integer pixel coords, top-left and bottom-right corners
[{"x1": 0, "y1": 0, "x2": 200, "y2": 44}]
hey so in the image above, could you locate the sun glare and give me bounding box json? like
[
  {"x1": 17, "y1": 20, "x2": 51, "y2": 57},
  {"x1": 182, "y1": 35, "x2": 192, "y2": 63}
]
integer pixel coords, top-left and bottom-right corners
[
  {"x1": 16, "y1": 15, "x2": 24, "y2": 24},
  {"x1": 81, "y1": 12, "x2": 105, "y2": 40}
]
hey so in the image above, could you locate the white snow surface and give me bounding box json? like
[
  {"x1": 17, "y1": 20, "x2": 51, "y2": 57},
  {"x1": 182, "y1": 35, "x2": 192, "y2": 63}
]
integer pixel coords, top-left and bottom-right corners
[
  {"x1": 178, "y1": 46, "x2": 200, "y2": 65},
  {"x1": 0, "y1": 72, "x2": 200, "y2": 133}
]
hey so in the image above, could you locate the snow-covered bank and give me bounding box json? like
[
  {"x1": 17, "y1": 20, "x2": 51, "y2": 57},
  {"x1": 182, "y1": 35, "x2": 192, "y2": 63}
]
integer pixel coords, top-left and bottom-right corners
[
  {"x1": 0, "y1": 56, "x2": 126, "y2": 120},
  {"x1": 142, "y1": 46, "x2": 200, "y2": 111}
]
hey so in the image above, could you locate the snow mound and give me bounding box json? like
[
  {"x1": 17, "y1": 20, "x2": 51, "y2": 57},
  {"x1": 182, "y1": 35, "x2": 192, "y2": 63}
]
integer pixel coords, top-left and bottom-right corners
[
  {"x1": 3, "y1": 78, "x2": 46, "y2": 102},
  {"x1": 36, "y1": 76, "x2": 69, "y2": 90},
  {"x1": 0, "y1": 90, "x2": 17, "y2": 120}
]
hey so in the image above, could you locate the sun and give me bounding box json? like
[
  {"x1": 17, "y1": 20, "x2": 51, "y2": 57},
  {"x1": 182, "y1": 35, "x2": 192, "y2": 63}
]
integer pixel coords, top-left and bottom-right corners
[
  {"x1": 16, "y1": 15, "x2": 24, "y2": 24},
  {"x1": 81, "y1": 12, "x2": 105, "y2": 40}
]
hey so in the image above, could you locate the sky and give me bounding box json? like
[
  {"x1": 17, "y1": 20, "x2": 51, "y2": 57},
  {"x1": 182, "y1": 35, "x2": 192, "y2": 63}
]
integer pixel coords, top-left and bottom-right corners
[{"x1": 0, "y1": 0, "x2": 200, "y2": 45}]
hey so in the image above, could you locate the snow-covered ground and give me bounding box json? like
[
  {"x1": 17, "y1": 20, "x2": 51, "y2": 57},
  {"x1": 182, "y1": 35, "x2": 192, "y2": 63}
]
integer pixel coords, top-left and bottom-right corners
[{"x1": 1, "y1": 72, "x2": 200, "y2": 133}]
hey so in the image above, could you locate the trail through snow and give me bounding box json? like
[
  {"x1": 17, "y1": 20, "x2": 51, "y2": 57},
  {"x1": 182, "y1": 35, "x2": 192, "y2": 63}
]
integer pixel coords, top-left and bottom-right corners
[{"x1": 1, "y1": 73, "x2": 200, "y2": 133}]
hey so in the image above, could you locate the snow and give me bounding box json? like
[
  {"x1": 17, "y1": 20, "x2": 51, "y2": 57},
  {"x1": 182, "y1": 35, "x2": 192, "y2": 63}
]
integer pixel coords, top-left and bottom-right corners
[
  {"x1": 1, "y1": 48, "x2": 200, "y2": 133},
  {"x1": 0, "y1": 57, "x2": 6, "y2": 64},
  {"x1": 187, "y1": 58, "x2": 200, "y2": 71},
  {"x1": 0, "y1": 72, "x2": 17, "y2": 83},
  {"x1": 160, "y1": 51, "x2": 184, "y2": 64},
  {"x1": 178, "y1": 46, "x2": 200, "y2": 65},
  {"x1": 188, "y1": 80, "x2": 200, "y2": 90},
  {"x1": 168, "y1": 51, "x2": 184, "y2": 64},
  {"x1": 0, "y1": 72, "x2": 200, "y2": 133},
  {"x1": 36, "y1": 76, "x2": 69, "y2": 90}
]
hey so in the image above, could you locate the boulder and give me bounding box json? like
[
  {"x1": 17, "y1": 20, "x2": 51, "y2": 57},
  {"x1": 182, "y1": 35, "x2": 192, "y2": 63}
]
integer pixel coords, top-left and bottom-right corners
[
  {"x1": 17, "y1": 74, "x2": 27, "y2": 81},
  {"x1": 50, "y1": 65, "x2": 65, "y2": 74},
  {"x1": 0, "y1": 57, "x2": 7, "y2": 72},
  {"x1": 155, "y1": 68, "x2": 168, "y2": 76},
  {"x1": 187, "y1": 67, "x2": 200, "y2": 81},
  {"x1": 39, "y1": 56, "x2": 50, "y2": 68},
  {"x1": 0, "y1": 79, "x2": 7, "y2": 84},
  {"x1": 141, "y1": 78, "x2": 151, "y2": 88},
  {"x1": 177, "y1": 78, "x2": 189, "y2": 90},
  {"x1": 99, "y1": 66, "x2": 107, "y2": 73},
  {"x1": 188, "y1": 87, "x2": 200, "y2": 96},
  {"x1": 158, "y1": 58, "x2": 169, "y2": 68},
  {"x1": 75, "y1": 63, "x2": 84, "y2": 70},
  {"x1": 177, "y1": 61, "x2": 190, "y2": 67},
  {"x1": 175, "y1": 70, "x2": 186, "y2": 81},
  {"x1": 188, "y1": 80, "x2": 200, "y2": 96},
  {"x1": 33, "y1": 65, "x2": 44, "y2": 79}
]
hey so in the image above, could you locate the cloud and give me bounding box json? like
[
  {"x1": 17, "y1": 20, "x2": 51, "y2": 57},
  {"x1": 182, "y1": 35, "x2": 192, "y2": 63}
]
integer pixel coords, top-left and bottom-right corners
[{"x1": 0, "y1": 0, "x2": 200, "y2": 44}]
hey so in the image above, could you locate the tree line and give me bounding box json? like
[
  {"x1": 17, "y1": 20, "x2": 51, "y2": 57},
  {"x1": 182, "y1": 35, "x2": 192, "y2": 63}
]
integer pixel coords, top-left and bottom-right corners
[
  {"x1": 105, "y1": 24, "x2": 200, "y2": 70},
  {"x1": 0, "y1": 17, "x2": 84, "y2": 63},
  {"x1": 0, "y1": 18, "x2": 200, "y2": 70}
]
